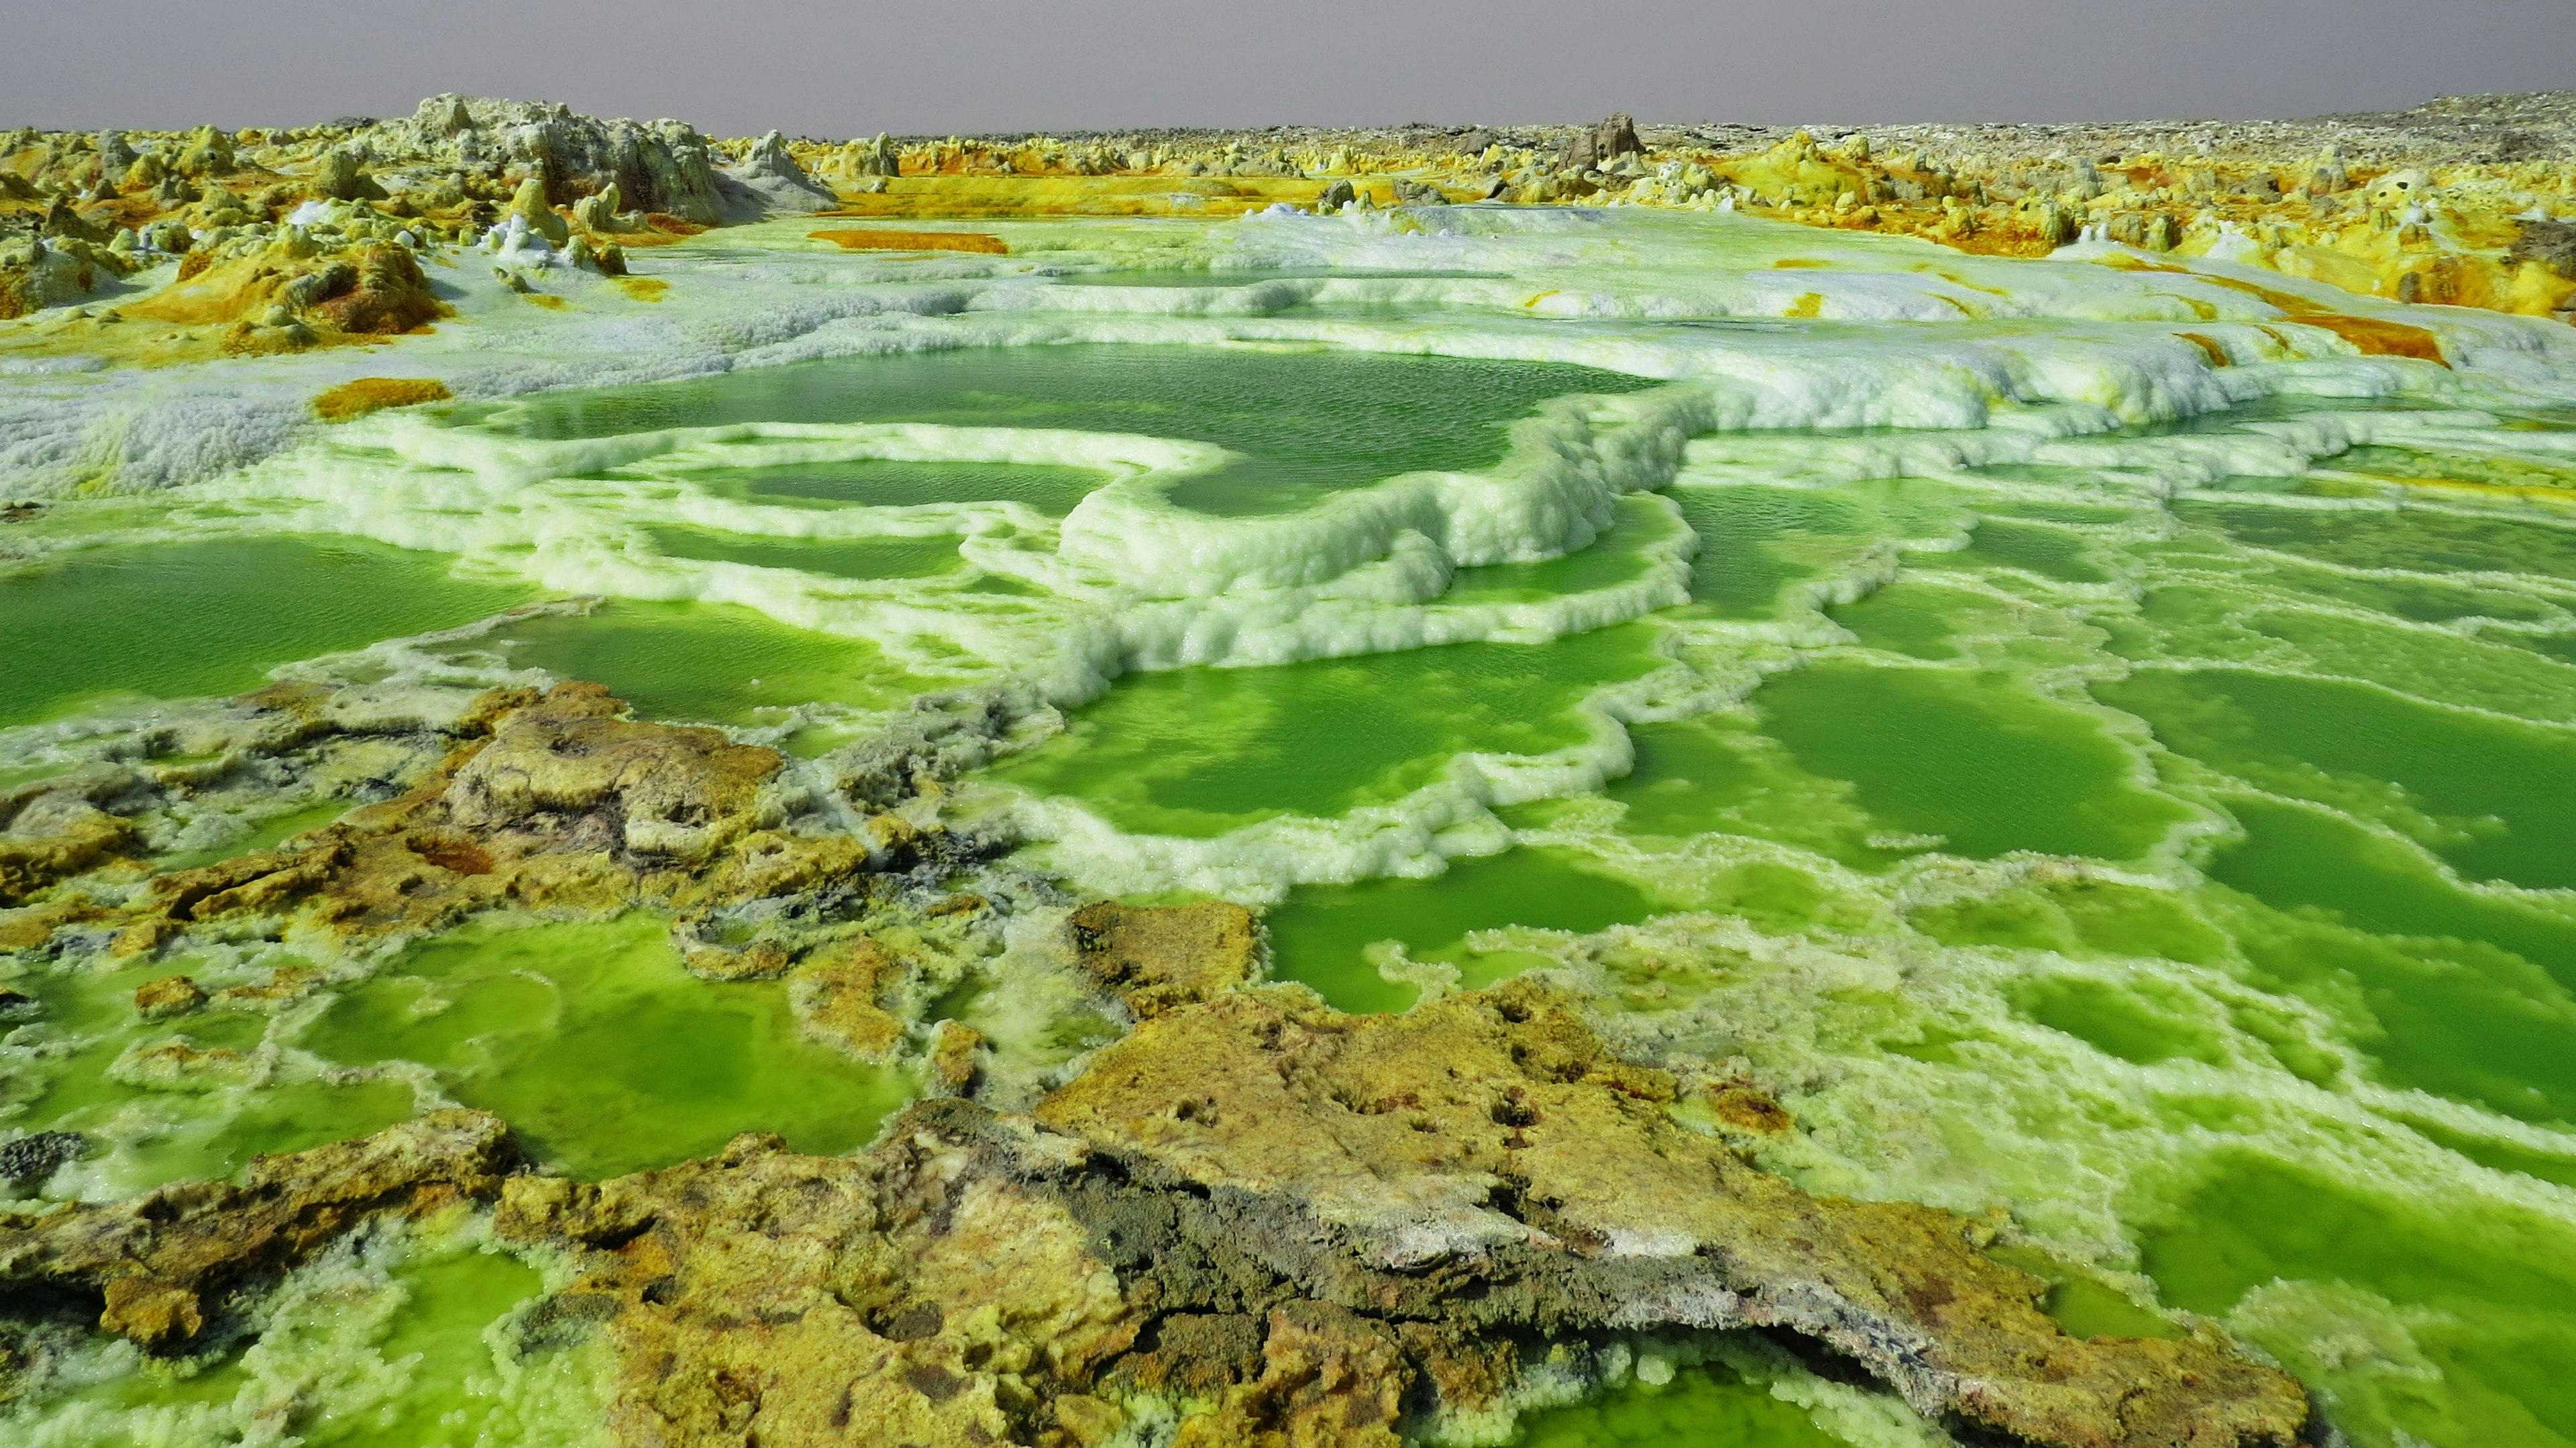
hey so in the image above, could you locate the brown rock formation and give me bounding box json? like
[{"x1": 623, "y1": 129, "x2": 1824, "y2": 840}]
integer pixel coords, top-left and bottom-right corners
[
  {"x1": 1037, "y1": 982, "x2": 2310, "y2": 1447},
  {"x1": 788, "y1": 935, "x2": 908, "y2": 1059},
  {"x1": 122, "y1": 239, "x2": 446, "y2": 355},
  {"x1": 0, "y1": 973, "x2": 2310, "y2": 1445},
  {"x1": 478, "y1": 979, "x2": 2307, "y2": 1448},
  {"x1": 1067, "y1": 900, "x2": 1260, "y2": 1019},
  {"x1": 0, "y1": 772, "x2": 135, "y2": 905},
  {"x1": 1559, "y1": 113, "x2": 1643, "y2": 172},
  {"x1": 0, "y1": 1110, "x2": 517, "y2": 1351},
  {"x1": 131, "y1": 974, "x2": 206, "y2": 1020},
  {"x1": 1, "y1": 678, "x2": 903, "y2": 958}
]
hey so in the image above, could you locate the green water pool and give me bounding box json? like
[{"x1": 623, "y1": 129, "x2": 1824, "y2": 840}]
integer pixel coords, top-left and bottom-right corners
[
  {"x1": 465, "y1": 343, "x2": 1656, "y2": 517},
  {"x1": 0, "y1": 537, "x2": 533, "y2": 727}
]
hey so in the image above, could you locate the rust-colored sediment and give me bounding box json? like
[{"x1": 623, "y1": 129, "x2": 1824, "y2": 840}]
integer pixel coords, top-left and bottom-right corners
[
  {"x1": 808, "y1": 228, "x2": 1009, "y2": 254},
  {"x1": 312, "y1": 376, "x2": 452, "y2": 421}
]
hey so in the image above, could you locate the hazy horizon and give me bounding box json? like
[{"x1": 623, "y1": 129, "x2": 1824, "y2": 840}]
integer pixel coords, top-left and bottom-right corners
[{"x1": 5, "y1": 0, "x2": 2573, "y2": 138}]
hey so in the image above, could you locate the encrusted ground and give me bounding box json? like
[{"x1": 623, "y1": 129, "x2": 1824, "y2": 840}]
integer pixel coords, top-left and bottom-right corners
[
  {"x1": 0, "y1": 976, "x2": 2312, "y2": 1448},
  {"x1": 1, "y1": 871, "x2": 2314, "y2": 1447}
]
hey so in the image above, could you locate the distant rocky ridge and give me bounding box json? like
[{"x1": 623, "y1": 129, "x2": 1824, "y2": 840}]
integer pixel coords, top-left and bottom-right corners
[{"x1": 3, "y1": 91, "x2": 2573, "y2": 337}]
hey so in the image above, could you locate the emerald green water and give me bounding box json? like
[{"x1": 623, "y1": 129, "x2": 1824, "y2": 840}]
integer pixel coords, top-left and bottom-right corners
[
  {"x1": 680, "y1": 458, "x2": 1110, "y2": 515},
  {"x1": 2099, "y1": 668, "x2": 2576, "y2": 890},
  {"x1": 643, "y1": 524, "x2": 963, "y2": 580},
  {"x1": 1758, "y1": 663, "x2": 2188, "y2": 862},
  {"x1": 0, "y1": 537, "x2": 531, "y2": 727},
  {"x1": 989, "y1": 626, "x2": 1664, "y2": 837},
  {"x1": 2141, "y1": 1158, "x2": 2576, "y2": 1448},
  {"x1": 302, "y1": 914, "x2": 908, "y2": 1179},
  {"x1": 470, "y1": 344, "x2": 1654, "y2": 517},
  {"x1": 453, "y1": 599, "x2": 928, "y2": 729}
]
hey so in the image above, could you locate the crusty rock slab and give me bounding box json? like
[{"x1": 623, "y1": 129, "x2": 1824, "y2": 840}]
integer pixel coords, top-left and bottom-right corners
[
  {"x1": 0, "y1": 1109, "x2": 517, "y2": 1351},
  {"x1": 0, "y1": 967, "x2": 2312, "y2": 1447},
  {"x1": 1067, "y1": 900, "x2": 1260, "y2": 1019},
  {"x1": 492, "y1": 980, "x2": 2307, "y2": 1448}
]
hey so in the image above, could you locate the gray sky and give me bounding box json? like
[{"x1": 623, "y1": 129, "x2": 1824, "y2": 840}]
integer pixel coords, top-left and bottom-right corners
[{"x1": 4, "y1": 0, "x2": 2571, "y2": 137}]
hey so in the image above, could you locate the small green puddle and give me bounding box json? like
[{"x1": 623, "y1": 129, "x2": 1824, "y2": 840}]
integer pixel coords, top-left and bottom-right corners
[
  {"x1": 158, "y1": 800, "x2": 352, "y2": 870},
  {"x1": 1827, "y1": 580, "x2": 1980, "y2": 660},
  {"x1": 301, "y1": 914, "x2": 910, "y2": 1179},
  {"x1": 644, "y1": 525, "x2": 963, "y2": 580},
  {"x1": 48, "y1": 1228, "x2": 581, "y2": 1447},
  {"x1": 1441, "y1": 494, "x2": 1670, "y2": 605},
  {"x1": 1758, "y1": 662, "x2": 2188, "y2": 862},
  {"x1": 681, "y1": 458, "x2": 1110, "y2": 515},
  {"x1": 3, "y1": 958, "x2": 420, "y2": 1194},
  {"x1": 1266, "y1": 847, "x2": 1659, "y2": 1013},
  {"x1": 461, "y1": 599, "x2": 930, "y2": 727},
  {"x1": 988, "y1": 627, "x2": 1663, "y2": 836},
  {"x1": 1925, "y1": 516, "x2": 2106, "y2": 583},
  {"x1": 0, "y1": 537, "x2": 532, "y2": 728},
  {"x1": 2009, "y1": 976, "x2": 2229, "y2": 1067},
  {"x1": 1984, "y1": 1243, "x2": 2184, "y2": 1341},
  {"x1": 1509, "y1": 1357, "x2": 1844, "y2": 1448},
  {"x1": 1668, "y1": 484, "x2": 1864, "y2": 619}
]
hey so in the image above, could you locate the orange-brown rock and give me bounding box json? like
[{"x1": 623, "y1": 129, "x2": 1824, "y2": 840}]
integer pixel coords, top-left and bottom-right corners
[
  {"x1": 0, "y1": 1110, "x2": 518, "y2": 1351},
  {"x1": 312, "y1": 375, "x2": 452, "y2": 421},
  {"x1": 0, "y1": 678, "x2": 951, "y2": 974},
  {"x1": 786, "y1": 935, "x2": 905, "y2": 1058},
  {"x1": 927, "y1": 1019, "x2": 985, "y2": 1093},
  {"x1": 1036, "y1": 982, "x2": 2313, "y2": 1448},
  {"x1": 496, "y1": 1127, "x2": 1140, "y2": 1448},
  {"x1": 131, "y1": 974, "x2": 207, "y2": 1020},
  {"x1": 0, "y1": 773, "x2": 136, "y2": 907},
  {"x1": 477, "y1": 978, "x2": 2308, "y2": 1448},
  {"x1": 3, "y1": 972, "x2": 2309, "y2": 1447},
  {"x1": 1067, "y1": 900, "x2": 1260, "y2": 1019},
  {"x1": 76, "y1": 682, "x2": 847, "y2": 949}
]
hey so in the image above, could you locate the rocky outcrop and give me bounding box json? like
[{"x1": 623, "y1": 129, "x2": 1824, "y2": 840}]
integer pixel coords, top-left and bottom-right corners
[
  {"x1": 359, "y1": 95, "x2": 731, "y2": 224},
  {"x1": 471, "y1": 978, "x2": 2312, "y2": 1448},
  {"x1": 0, "y1": 234, "x2": 136, "y2": 320},
  {"x1": 0, "y1": 1132, "x2": 85, "y2": 1192},
  {"x1": 0, "y1": 1110, "x2": 517, "y2": 1351},
  {"x1": 1034, "y1": 982, "x2": 2309, "y2": 1447},
  {"x1": 0, "y1": 678, "x2": 933, "y2": 960},
  {"x1": 131, "y1": 974, "x2": 206, "y2": 1020},
  {"x1": 311, "y1": 146, "x2": 386, "y2": 202},
  {"x1": 1067, "y1": 900, "x2": 1260, "y2": 1019},
  {"x1": 0, "y1": 954, "x2": 2308, "y2": 1447},
  {"x1": 0, "y1": 768, "x2": 140, "y2": 904},
  {"x1": 1558, "y1": 113, "x2": 1642, "y2": 172},
  {"x1": 101, "y1": 680, "x2": 810, "y2": 942},
  {"x1": 124, "y1": 236, "x2": 445, "y2": 353},
  {"x1": 503, "y1": 175, "x2": 571, "y2": 245},
  {"x1": 721, "y1": 129, "x2": 837, "y2": 217}
]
